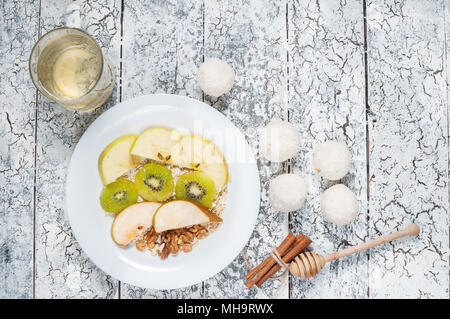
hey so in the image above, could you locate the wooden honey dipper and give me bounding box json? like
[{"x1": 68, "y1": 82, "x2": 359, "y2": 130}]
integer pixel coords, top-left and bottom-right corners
[{"x1": 289, "y1": 224, "x2": 420, "y2": 279}]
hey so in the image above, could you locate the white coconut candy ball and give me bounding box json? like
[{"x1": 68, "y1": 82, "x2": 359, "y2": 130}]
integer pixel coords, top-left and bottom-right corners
[
  {"x1": 321, "y1": 184, "x2": 358, "y2": 226},
  {"x1": 269, "y1": 174, "x2": 308, "y2": 213},
  {"x1": 259, "y1": 118, "x2": 301, "y2": 162},
  {"x1": 313, "y1": 141, "x2": 350, "y2": 180},
  {"x1": 197, "y1": 58, "x2": 235, "y2": 97}
]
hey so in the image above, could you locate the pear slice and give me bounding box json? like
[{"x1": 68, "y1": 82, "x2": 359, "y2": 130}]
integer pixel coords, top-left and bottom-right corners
[
  {"x1": 111, "y1": 202, "x2": 161, "y2": 246},
  {"x1": 98, "y1": 134, "x2": 138, "y2": 185},
  {"x1": 153, "y1": 200, "x2": 222, "y2": 233},
  {"x1": 171, "y1": 135, "x2": 229, "y2": 191},
  {"x1": 130, "y1": 127, "x2": 183, "y2": 164}
]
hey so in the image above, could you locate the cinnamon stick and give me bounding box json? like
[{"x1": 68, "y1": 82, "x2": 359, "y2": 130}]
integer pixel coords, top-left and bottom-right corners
[
  {"x1": 245, "y1": 232, "x2": 296, "y2": 288},
  {"x1": 245, "y1": 258, "x2": 270, "y2": 280},
  {"x1": 255, "y1": 234, "x2": 311, "y2": 287},
  {"x1": 247, "y1": 234, "x2": 304, "y2": 288},
  {"x1": 245, "y1": 232, "x2": 295, "y2": 280}
]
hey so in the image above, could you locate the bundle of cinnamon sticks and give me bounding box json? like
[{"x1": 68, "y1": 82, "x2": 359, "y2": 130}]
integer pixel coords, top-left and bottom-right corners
[{"x1": 245, "y1": 232, "x2": 311, "y2": 288}]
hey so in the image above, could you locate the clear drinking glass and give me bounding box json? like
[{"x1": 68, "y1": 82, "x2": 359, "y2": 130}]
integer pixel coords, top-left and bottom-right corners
[{"x1": 29, "y1": 27, "x2": 115, "y2": 112}]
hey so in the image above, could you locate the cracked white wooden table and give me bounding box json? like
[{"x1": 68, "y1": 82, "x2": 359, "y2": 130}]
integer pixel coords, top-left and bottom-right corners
[{"x1": 0, "y1": 0, "x2": 448, "y2": 299}]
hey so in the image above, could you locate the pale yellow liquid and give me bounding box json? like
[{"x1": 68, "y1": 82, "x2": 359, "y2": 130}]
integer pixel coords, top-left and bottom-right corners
[
  {"x1": 34, "y1": 31, "x2": 113, "y2": 111},
  {"x1": 52, "y1": 48, "x2": 99, "y2": 98}
]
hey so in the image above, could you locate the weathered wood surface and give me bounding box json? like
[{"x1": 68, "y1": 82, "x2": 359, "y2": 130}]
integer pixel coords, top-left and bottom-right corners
[
  {"x1": 288, "y1": 0, "x2": 368, "y2": 298},
  {"x1": 0, "y1": 0, "x2": 40, "y2": 299},
  {"x1": 0, "y1": 0, "x2": 448, "y2": 298},
  {"x1": 366, "y1": 0, "x2": 448, "y2": 298}
]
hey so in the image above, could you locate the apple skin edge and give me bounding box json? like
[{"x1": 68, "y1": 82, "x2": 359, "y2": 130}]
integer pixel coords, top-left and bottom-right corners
[
  {"x1": 98, "y1": 134, "x2": 138, "y2": 185},
  {"x1": 189, "y1": 200, "x2": 223, "y2": 223},
  {"x1": 152, "y1": 200, "x2": 223, "y2": 233}
]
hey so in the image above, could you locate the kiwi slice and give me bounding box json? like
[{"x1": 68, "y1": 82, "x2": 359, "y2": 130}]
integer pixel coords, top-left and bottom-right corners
[
  {"x1": 175, "y1": 171, "x2": 217, "y2": 208},
  {"x1": 135, "y1": 162, "x2": 174, "y2": 201},
  {"x1": 100, "y1": 178, "x2": 139, "y2": 213}
]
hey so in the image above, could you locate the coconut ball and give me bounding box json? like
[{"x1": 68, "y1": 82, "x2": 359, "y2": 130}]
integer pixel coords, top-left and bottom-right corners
[
  {"x1": 313, "y1": 141, "x2": 350, "y2": 180},
  {"x1": 269, "y1": 174, "x2": 308, "y2": 213},
  {"x1": 197, "y1": 58, "x2": 235, "y2": 97},
  {"x1": 259, "y1": 118, "x2": 301, "y2": 162},
  {"x1": 321, "y1": 184, "x2": 358, "y2": 226}
]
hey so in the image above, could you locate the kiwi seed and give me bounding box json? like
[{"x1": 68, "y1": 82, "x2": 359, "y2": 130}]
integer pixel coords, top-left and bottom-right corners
[
  {"x1": 143, "y1": 174, "x2": 164, "y2": 192},
  {"x1": 113, "y1": 190, "x2": 128, "y2": 201},
  {"x1": 185, "y1": 181, "x2": 207, "y2": 201}
]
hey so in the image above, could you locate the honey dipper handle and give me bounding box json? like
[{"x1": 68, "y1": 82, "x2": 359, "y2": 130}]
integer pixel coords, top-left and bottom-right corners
[{"x1": 324, "y1": 224, "x2": 420, "y2": 262}]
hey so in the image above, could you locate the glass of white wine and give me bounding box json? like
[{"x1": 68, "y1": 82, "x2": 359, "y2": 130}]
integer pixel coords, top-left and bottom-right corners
[{"x1": 29, "y1": 27, "x2": 115, "y2": 112}]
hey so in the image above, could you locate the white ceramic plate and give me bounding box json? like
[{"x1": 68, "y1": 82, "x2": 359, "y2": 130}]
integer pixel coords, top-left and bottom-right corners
[{"x1": 66, "y1": 94, "x2": 260, "y2": 289}]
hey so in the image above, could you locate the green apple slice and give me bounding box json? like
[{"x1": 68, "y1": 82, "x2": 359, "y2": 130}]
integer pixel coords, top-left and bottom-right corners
[
  {"x1": 98, "y1": 134, "x2": 138, "y2": 185},
  {"x1": 171, "y1": 135, "x2": 229, "y2": 191},
  {"x1": 130, "y1": 127, "x2": 183, "y2": 164},
  {"x1": 111, "y1": 202, "x2": 161, "y2": 246},
  {"x1": 153, "y1": 200, "x2": 222, "y2": 233},
  {"x1": 200, "y1": 162, "x2": 229, "y2": 192}
]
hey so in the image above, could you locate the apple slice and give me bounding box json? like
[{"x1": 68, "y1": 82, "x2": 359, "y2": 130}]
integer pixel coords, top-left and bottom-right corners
[
  {"x1": 171, "y1": 135, "x2": 229, "y2": 191},
  {"x1": 98, "y1": 134, "x2": 138, "y2": 185},
  {"x1": 111, "y1": 202, "x2": 161, "y2": 246},
  {"x1": 153, "y1": 200, "x2": 222, "y2": 233},
  {"x1": 130, "y1": 127, "x2": 183, "y2": 164},
  {"x1": 200, "y1": 162, "x2": 228, "y2": 192}
]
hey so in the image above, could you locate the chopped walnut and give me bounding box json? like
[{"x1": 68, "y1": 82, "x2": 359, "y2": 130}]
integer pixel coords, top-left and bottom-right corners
[
  {"x1": 135, "y1": 240, "x2": 146, "y2": 251},
  {"x1": 158, "y1": 244, "x2": 170, "y2": 259},
  {"x1": 145, "y1": 228, "x2": 158, "y2": 242},
  {"x1": 181, "y1": 244, "x2": 192, "y2": 253},
  {"x1": 188, "y1": 225, "x2": 201, "y2": 233},
  {"x1": 140, "y1": 223, "x2": 211, "y2": 259},
  {"x1": 196, "y1": 229, "x2": 208, "y2": 239},
  {"x1": 179, "y1": 229, "x2": 195, "y2": 242},
  {"x1": 144, "y1": 228, "x2": 158, "y2": 249},
  {"x1": 168, "y1": 234, "x2": 179, "y2": 254}
]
